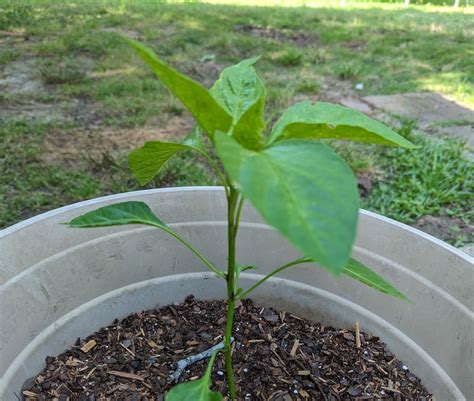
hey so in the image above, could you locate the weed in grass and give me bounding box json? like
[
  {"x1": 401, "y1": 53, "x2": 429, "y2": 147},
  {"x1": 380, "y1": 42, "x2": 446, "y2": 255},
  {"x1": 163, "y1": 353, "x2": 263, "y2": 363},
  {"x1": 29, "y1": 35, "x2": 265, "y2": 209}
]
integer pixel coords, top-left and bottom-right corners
[
  {"x1": 273, "y1": 49, "x2": 304, "y2": 67},
  {"x1": 0, "y1": 4, "x2": 34, "y2": 30},
  {"x1": 337, "y1": 62, "x2": 361, "y2": 80},
  {"x1": 0, "y1": 49, "x2": 19, "y2": 65},
  {"x1": 39, "y1": 59, "x2": 87, "y2": 85},
  {"x1": 36, "y1": 39, "x2": 68, "y2": 57},
  {"x1": 296, "y1": 80, "x2": 321, "y2": 94},
  {"x1": 433, "y1": 119, "x2": 472, "y2": 128}
]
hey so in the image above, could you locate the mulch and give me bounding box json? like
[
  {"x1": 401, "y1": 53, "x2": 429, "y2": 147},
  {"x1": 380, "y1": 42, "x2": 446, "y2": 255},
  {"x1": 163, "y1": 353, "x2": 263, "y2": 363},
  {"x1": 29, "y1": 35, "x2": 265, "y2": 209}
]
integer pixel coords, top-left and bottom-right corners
[{"x1": 23, "y1": 296, "x2": 432, "y2": 401}]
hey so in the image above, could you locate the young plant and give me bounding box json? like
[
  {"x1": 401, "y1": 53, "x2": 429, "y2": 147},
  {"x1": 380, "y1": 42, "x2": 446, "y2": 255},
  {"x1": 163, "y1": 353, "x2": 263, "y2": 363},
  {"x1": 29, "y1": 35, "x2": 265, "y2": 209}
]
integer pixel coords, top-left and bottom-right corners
[{"x1": 67, "y1": 39, "x2": 416, "y2": 400}]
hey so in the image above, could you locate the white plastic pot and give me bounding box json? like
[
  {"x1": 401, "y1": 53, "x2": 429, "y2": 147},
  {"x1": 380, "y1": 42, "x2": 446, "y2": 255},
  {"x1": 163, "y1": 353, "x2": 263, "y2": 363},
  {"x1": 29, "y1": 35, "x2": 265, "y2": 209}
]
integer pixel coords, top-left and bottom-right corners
[{"x1": 1, "y1": 187, "x2": 472, "y2": 400}]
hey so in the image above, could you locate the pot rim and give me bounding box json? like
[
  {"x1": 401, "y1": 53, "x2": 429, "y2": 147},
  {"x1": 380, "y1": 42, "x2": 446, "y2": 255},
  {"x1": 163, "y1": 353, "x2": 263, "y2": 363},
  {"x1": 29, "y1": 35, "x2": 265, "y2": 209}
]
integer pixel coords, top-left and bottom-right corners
[{"x1": 1, "y1": 186, "x2": 471, "y2": 263}]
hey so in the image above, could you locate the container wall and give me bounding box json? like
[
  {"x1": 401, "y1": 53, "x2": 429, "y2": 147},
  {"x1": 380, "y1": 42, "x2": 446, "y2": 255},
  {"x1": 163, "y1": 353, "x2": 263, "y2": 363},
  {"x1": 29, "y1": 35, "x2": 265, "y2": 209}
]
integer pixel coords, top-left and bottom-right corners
[{"x1": 1, "y1": 187, "x2": 472, "y2": 400}]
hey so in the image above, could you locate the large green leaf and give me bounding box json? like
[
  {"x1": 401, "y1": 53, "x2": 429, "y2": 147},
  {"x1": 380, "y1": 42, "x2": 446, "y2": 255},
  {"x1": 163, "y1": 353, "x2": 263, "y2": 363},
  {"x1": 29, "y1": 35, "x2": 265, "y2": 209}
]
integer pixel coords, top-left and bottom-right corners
[
  {"x1": 210, "y1": 57, "x2": 265, "y2": 150},
  {"x1": 128, "y1": 141, "x2": 192, "y2": 186},
  {"x1": 343, "y1": 258, "x2": 410, "y2": 301},
  {"x1": 269, "y1": 101, "x2": 417, "y2": 148},
  {"x1": 128, "y1": 39, "x2": 232, "y2": 139},
  {"x1": 166, "y1": 352, "x2": 223, "y2": 401},
  {"x1": 67, "y1": 201, "x2": 167, "y2": 229},
  {"x1": 215, "y1": 132, "x2": 359, "y2": 272}
]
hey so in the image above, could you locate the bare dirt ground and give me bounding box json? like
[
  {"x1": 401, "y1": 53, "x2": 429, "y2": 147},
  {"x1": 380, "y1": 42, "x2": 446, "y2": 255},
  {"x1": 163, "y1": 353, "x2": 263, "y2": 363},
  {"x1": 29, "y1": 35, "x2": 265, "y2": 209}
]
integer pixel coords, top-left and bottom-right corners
[{"x1": 42, "y1": 117, "x2": 194, "y2": 166}]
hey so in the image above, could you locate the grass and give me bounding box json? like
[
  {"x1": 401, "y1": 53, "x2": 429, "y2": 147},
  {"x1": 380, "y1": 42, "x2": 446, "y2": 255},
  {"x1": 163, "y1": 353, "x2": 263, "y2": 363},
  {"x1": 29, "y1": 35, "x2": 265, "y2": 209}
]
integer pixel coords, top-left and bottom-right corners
[
  {"x1": 0, "y1": 121, "x2": 100, "y2": 226},
  {"x1": 39, "y1": 59, "x2": 87, "y2": 85},
  {"x1": 0, "y1": 0, "x2": 472, "y2": 245},
  {"x1": 1, "y1": 2, "x2": 472, "y2": 108},
  {"x1": 364, "y1": 125, "x2": 473, "y2": 225},
  {"x1": 0, "y1": 121, "x2": 217, "y2": 228}
]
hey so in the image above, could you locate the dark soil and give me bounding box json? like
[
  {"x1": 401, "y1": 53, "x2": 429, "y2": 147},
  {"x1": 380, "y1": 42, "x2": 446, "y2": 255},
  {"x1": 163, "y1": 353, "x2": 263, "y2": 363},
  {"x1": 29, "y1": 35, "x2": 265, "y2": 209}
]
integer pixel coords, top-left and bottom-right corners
[{"x1": 23, "y1": 297, "x2": 432, "y2": 401}]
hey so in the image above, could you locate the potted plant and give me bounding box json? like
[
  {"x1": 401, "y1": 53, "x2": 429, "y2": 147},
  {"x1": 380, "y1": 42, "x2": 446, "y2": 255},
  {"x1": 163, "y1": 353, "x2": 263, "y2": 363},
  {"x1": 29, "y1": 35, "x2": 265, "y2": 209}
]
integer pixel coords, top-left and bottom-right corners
[
  {"x1": 66, "y1": 40, "x2": 412, "y2": 399},
  {"x1": 0, "y1": 40, "x2": 472, "y2": 401}
]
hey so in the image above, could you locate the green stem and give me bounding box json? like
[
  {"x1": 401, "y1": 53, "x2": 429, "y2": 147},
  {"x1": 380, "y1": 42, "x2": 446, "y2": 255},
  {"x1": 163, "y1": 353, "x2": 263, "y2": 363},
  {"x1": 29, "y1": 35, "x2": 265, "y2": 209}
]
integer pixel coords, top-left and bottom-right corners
[
  {"x1": 233, "y1": 196, "x2": 245, "y2": 238},
  {"x1": 161, "y1": 227, "x2": 226, "y2": 279},
  {"x1": 237, "y1": 257, "x2": 311, "y2": 299},
  {"x1": 224, "y1": 187, "x2": 238, "y2": 400},
  {"x1": 198, "y1": 150, "x2": 230, "y2": 197}
]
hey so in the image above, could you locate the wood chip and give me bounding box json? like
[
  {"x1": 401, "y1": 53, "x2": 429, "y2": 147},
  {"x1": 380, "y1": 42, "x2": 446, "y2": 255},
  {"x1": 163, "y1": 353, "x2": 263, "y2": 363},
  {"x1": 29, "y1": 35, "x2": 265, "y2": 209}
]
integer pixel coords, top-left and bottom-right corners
[
  {"x1": 290, "y1": 339, "x2": 300, "y2": 357},
  {"x1": 355, "y1": 321, "x2": 361, "y2": 348},
  {"x1": 382, "y1": 386, "x2": 402, "y2": 393},
  {"x1": 22, "y1": 390, "x2": 38, "y2": 397},
  {"x1": 299, "y1": 388, "x2": 310, "y2": 398},
  {"x1": 85, "y1": 366, "x2": 97, "y2": 380},
  {"x1": 80, "y1": 339, "x2": 97, "y2": 353},
  {"x1": 270, "y1": 367, "x2": 283, "y2": 376},
  {"x1": 65, "y1": 358, "x2": 83, "y2": 367},
  {"x1": 120, "y1": 343, "x2": 136, "y2": 357},
  {"x1": 297, "y1": 370, "x2": 311, "y2": 375},
  {"x1": 108, "y1": 370, "x2": 145, "y2": 381}
]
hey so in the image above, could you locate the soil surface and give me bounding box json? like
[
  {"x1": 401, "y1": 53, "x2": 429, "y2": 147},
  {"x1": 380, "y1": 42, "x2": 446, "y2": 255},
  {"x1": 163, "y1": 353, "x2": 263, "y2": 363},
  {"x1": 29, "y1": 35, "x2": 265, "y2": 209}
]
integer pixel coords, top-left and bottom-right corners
[{"x1": 23, "y1": 297, "x2": 432, "y2": 401}]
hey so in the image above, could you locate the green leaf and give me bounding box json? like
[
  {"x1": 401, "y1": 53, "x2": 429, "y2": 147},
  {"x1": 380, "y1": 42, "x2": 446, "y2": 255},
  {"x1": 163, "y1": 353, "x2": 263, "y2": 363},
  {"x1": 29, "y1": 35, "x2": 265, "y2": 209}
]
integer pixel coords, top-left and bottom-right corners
[
  {"x1": 67, "y1": 201, "x2": 167, "y2": 229},
  {"x1": 165, "y1": 352, "x2": 223, "y2": 401},
  {"x1": 210, "y1": 57, "x2": 265, "y2": 149},
  {"x1": 269, "y1": 101, "x2": 417, "y2": 148},
  {"x1": 127, "y1": 39, "x2": 232, "y2": 139},
  {"x1": 128, "y1": 141, "x2": 192, "y2": 186},
  {"x1": 129, "y1": 126, "x2": 207, "y2": 185},
  {"x1": 343, "y1": 258, "x2": 410, "y2": 302},
  {"x1": 215, "y1": 132, "x2": 359, "y2": 272}
]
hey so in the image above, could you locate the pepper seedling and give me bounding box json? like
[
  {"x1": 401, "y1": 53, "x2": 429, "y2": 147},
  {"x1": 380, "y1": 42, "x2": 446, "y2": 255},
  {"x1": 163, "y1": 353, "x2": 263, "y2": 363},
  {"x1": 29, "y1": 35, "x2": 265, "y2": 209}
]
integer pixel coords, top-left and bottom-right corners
[{"x1": 67, "y1": 39, "x2": 415, "y2": 400}]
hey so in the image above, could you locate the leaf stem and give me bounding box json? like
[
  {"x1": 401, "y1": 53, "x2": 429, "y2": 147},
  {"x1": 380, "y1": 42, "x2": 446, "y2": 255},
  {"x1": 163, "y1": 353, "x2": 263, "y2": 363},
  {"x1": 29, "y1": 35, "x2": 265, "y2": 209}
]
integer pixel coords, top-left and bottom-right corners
[
  {"x1": 158, "y1": 225, "x2": 226, "y2": 279},
  {"x1": 204, "y1": 350, "x2": 219, "y2": 383},
  {"x1": 237, "y1": 257, "x2": 311, "y2": 299}
]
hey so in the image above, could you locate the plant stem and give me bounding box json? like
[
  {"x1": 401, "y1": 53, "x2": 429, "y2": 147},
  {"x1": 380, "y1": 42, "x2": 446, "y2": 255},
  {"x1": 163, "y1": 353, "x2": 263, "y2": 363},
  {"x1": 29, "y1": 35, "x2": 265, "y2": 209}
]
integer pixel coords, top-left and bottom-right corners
[
  {"x1": 224, "y1": 187, "x2": 238, "y2": 400},
  {"x1": 237, "y1": 257, "x2": 312, "y2": 299},
  {"x1": 233, "y1": 196, "x2": 245, "y2": 238}
]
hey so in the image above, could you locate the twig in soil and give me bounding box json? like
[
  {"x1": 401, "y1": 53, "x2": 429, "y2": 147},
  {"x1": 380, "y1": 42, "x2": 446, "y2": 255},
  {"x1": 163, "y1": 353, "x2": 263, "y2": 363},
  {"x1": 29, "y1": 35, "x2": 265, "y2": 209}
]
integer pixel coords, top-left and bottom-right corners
[
  {"x1": 168, "y1": 337, "x2": 234, "y2": 383},
  {"x1": 311, "y1": 376, "x2": 329, "y2": 401},
  {"x1": 355, "y1": 321, "x2": 361, "y2": 349}
]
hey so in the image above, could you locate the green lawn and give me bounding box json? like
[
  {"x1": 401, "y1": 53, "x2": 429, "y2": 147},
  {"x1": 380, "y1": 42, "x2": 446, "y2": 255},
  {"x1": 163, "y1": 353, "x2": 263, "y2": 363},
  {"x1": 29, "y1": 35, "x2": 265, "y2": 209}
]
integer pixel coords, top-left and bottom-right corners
[{"x1": 0, "y1": 1, "x2": 473, "y2": 245}]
